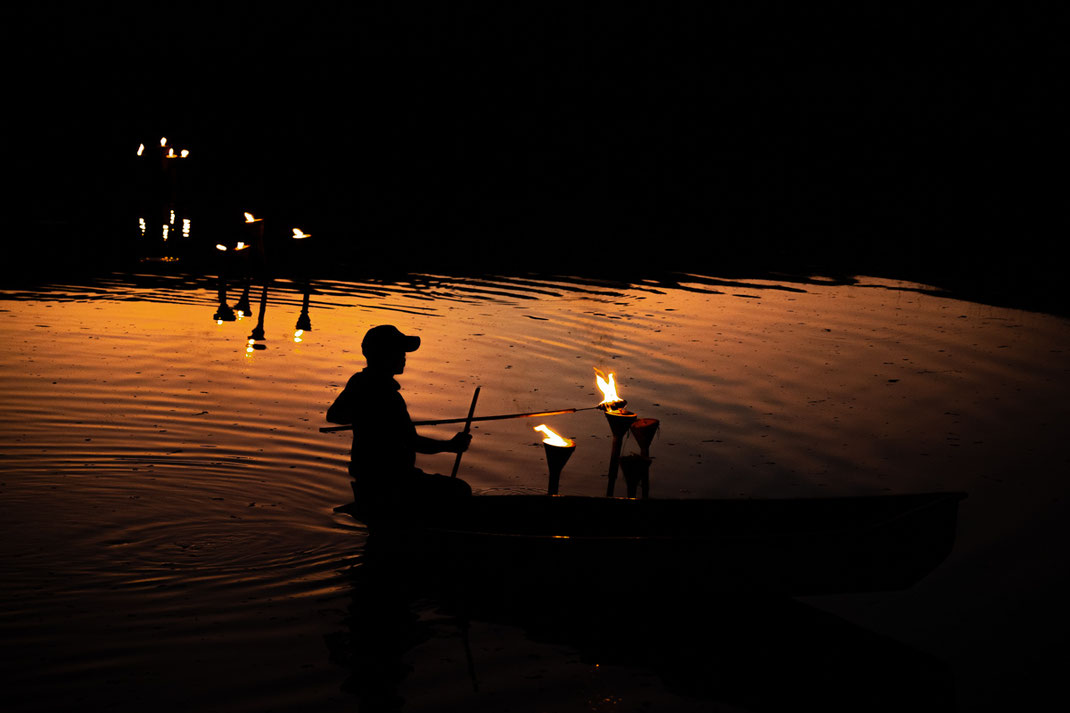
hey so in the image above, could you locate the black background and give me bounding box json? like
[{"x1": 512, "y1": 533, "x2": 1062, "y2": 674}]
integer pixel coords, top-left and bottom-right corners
[{"x1": 5, "y1": 2, "x2": 1067, "y2": 310}]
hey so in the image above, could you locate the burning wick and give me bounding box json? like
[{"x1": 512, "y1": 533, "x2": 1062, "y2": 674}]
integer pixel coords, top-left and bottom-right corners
[
  {"x1": 594, "y1": 368, "x2": 628, "y2": 412},
  {"x1": 535, "y1": 424, "x2": 574, "y2": 495},
  {"x1": 535, "y1": 424, "x2": 572, "y2": 448}
]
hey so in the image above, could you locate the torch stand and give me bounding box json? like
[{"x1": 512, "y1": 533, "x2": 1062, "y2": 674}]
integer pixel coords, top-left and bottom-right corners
[
  {"x1": 622, "y1": 418, "x2": 660, "y2": 498},
  {"x1": 630, "y1": 418, "x2": 660, "y2": 458},
  {"x1": 604, "y1": 410, "x2": 637, "y2": 497},
  {"x1": 543, "y1": 441, "x2": 575, "y2": 495},
  {"x1": 620, "y1": 455, "x2": 652, "y2": 498}
]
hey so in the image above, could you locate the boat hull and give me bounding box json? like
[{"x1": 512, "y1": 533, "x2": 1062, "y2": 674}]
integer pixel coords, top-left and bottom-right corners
[{"x1": 340, "y1": 491, "x2": 967, "y2": 596}]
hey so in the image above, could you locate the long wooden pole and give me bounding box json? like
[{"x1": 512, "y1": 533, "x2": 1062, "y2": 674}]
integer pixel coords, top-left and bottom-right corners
[
  {"x1": 450, "y1": 386, "x2": 480, "y2": 478},
  {"x1": 318, "y1": 405, "x2": 597, "y2": 433}
]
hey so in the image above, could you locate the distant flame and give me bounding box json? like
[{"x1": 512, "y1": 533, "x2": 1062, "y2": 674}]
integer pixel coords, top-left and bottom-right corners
[
  {"x1": 292, "y1": 228, "x2": 310, "y2": 239},
  {"x1": 244, "y1": 212, "x2": 258, "y2": 223},
  {"x1": 160, "y1": 137, "x2": 167, "y2": 147},
  {"x1": 595, "y1": 368, "x2": 621, "y2": 405},
  {"x1": 137, "y1": 143, "x2": 145, "y2": 156},
  {"x1": 535, "y1": 424, "x2": 572, "y2": 448}
]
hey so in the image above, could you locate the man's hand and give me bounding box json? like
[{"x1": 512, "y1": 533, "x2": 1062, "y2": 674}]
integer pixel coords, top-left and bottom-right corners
[{"x1": 449, "y1": 432, "x2": 472, "y2": 453}]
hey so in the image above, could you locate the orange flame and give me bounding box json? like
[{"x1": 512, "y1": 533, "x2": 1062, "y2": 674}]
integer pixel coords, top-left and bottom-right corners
[
  {"x1": 244, "y1": 212, "x2": 258, "y2": 223},
  {"x1": 292, "y1": 228, "x2": 310, "y2": 239},
  {"x1": 535, "y1": 424, "x2": 572, "y2": 447},
  {"x1": 594, "y1": 368, "x2": 622, "y2": 405}
]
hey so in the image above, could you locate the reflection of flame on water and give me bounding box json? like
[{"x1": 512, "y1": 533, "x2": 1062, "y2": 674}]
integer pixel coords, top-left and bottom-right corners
[
  {"x1": 294, "y1": 329, "x2": 304, "y2": 343},
  {"x1": 534, "y1": 424, "x2": 572, "y2": 448}
]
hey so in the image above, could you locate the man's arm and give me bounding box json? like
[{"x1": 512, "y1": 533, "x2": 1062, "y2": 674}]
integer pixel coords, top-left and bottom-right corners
[
  {"x1": 413, "y1": 432, "x2": 471, "y2": 455},
  {"x1": 326, "y1": 385, "x2": 354, "y2": 424}
]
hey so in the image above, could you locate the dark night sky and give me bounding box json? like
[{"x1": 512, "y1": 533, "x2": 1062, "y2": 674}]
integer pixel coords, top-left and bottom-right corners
[{"x1": 5, "y1": 3, "x2": 1067, "y2": 303}]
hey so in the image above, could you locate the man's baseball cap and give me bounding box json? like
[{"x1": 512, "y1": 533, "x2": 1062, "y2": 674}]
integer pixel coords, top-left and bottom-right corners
[{"x1": 362, "y1": 325, "x2": 421, "y2": 356}]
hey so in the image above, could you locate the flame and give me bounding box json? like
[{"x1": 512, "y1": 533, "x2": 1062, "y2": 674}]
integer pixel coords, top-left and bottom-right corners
[
  {"x1": 535, "y1": 424, "x2": 572, "y2": 448},
  {"x1": 292, "y1": 228, "x2": 310, "y2": 239},
  {"x1": 160, "y1": 137, "x2": 167, "y2": 147},
  {"x1": 180, "y1": 149, "x2": 189, "y2": 158},
  {"x1": 594, "y1": 368, "x2": 621, "y2": 406},
  {"x1": 137, "y1": 143, "x2": 145, "y2": 156},
  {"x1": 235, "y1": 241, "x2": 248, "y2": 251},
  {"x1": 215, "y1": 244, "x2": 227, "y2": 251},
  {"x1": 244, "y1": 212, "x2": 258, "y2": 223}
]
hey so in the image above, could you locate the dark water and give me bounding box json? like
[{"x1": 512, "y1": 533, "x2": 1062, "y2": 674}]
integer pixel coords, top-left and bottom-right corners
[{"x1": 2, "y1": 258, "x2": 1068, "y2": 711}]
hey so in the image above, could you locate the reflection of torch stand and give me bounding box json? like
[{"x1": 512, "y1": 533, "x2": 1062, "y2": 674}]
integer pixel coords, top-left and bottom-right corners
[
  {"x1": 604, "y1": 409, "x2": 637, "y2": 497},
  {"x1": 621, "y1": 418, "x2": 659, "y2": 498},
  {"x1": 248, "y1": 281, "x2": 270, "y2": 345},
  {"x1": 543, "y1": 440, "x2": 575, "y2": 496}
]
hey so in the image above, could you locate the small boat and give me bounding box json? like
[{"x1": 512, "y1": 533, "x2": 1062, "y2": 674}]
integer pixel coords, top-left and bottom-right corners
[{"x1": 337, "y1": 491, "x2": 967, "y2": 597}]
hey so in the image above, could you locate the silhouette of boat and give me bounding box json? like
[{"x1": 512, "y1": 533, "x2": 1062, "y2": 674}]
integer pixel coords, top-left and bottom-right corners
[{"x1": 337, "y1": 491, "x2": 966, "y2": 596}]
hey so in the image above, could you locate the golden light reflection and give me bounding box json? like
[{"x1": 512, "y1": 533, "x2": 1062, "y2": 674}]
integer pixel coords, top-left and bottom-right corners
[
  {"x1": 161, "y1": 224, "x2": 169, "y2": 241},
  {"x1": 534, "y1": 424, "x2": 572, "y2": 447},
  {"x1": 138, "y1": 218, "x2": 146, "y2": 236},
  {"x1": 182, "y1": 218, "x2": 191, "y2": 238},
  {"x1": 294, "y1": 329, "x2": 304, "y2": 343}
]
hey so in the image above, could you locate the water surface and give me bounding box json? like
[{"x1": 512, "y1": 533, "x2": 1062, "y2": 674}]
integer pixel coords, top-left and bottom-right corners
[{"x1": 2, "y1": 269, "x2": 1067, "y2": 711}]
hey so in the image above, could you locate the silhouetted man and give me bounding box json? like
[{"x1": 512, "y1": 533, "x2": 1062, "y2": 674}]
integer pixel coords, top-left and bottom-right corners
[{"x1": 327, "y1": 325, "x2": 472, "y2": 519}]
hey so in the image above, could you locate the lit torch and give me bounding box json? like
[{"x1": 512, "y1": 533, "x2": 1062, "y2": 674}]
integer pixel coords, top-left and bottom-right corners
[
  {"x1": 535, "y1": 424, "x2": 575, "y2": 496},
  {"x1": 595, "y1": 368, "x2": 637, "y2": 497},
  {"x1": 244, "y1": 212, "x2": 265, "y2": 254}
]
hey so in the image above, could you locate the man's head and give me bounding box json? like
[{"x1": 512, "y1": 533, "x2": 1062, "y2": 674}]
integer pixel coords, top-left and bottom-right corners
[{"x1": 362, "y1": 325, "x2": 420, "y2": 374}]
